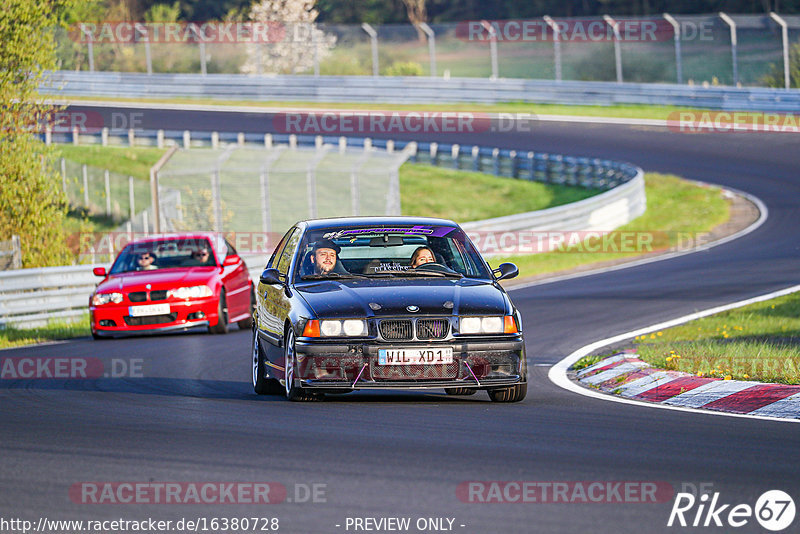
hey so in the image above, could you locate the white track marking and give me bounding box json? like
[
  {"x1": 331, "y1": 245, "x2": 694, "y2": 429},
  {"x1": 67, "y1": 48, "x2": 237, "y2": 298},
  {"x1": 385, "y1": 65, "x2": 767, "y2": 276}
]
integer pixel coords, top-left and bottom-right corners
[
  {"x1": 581, "y1": 361, "x2": 649, "y2": 386},
  {"x1": 662, "y1": 380, "x2": 760, "y2": 408},
  {"x1": 575, "y1": 354, "x2": 626, "y2": 377},
  {"x1": 749, "y1": 393, "x2": 800, "y2": 419},
  {"x1": 612, "y1": 371, "x2": 676, "y2": 397},
  {"x1": 548, "y1": 284, "x2": 800, "y2": 424}
]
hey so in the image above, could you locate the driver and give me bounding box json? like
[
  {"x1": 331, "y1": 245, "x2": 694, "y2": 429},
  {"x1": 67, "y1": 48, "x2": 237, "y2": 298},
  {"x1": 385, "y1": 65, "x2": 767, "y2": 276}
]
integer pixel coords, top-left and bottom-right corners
[
  {"x1": 410, "y1": 246, "x2": 435, "y2": 268},
  {"x1": 311, "y1": 238, "x2": 341, "y2": 275},
  {"x1": 136, "y1": 251, "x2": 158, "y2": 271}
]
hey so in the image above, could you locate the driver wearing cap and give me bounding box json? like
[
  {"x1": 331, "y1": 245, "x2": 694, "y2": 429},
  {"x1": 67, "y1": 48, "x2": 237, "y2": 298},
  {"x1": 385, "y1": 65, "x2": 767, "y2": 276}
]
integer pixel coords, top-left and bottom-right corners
[{"x1": 311, "y1": 238, "x2": 342, "y2": 275}]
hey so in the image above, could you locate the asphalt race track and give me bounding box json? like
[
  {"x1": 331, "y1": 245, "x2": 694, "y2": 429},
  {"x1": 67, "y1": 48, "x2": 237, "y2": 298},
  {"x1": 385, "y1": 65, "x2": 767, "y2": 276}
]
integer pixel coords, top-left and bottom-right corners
[{"x1": 1, "y1": 105, "x2": 799, "y2": 533}]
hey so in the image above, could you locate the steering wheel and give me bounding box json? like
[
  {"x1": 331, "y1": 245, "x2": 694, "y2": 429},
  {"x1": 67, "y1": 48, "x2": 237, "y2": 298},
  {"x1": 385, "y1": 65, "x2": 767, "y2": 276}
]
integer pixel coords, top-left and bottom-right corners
[{"x1": 414, "y1": 262, "x2": 457, "y2": 274}]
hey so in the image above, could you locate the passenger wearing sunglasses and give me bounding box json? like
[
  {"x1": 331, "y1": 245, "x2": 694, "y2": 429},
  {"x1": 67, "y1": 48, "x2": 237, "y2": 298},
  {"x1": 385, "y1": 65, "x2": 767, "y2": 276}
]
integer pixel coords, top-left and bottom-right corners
[
  {"x1": 136, "y1": 252, "x2": 158, "y2": 271},
  {"x1": 187, "y1": 247, "x2": 214, "y2": 267}
]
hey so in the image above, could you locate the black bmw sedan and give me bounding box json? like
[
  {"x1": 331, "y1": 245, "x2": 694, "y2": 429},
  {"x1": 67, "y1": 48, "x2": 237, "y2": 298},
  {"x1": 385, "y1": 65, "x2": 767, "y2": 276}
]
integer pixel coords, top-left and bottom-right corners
[{"x1": 251, "y1": 217, "x2": 526, "y2": 402}]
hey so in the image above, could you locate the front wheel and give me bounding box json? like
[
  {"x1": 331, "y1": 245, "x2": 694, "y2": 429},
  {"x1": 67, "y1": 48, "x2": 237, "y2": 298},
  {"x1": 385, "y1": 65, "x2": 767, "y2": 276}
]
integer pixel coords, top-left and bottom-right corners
[
  {"x1": 283, "y1": 329, "x2": 320, "y2": 402},
  {"x1": 209, "y1": 291, "x2": 229, "y2": 335},
  {"x1": 252, "y1": 326, "x2": 281, "y2": 395},
  {"x1": 487, "y1": 383, "x2": 527, "y2": 403}
]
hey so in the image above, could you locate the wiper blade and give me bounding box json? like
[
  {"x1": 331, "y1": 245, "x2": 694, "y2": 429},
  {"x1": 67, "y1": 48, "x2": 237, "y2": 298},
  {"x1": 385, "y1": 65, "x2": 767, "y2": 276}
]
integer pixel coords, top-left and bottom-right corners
[{"x1": 387, "y1": 270, "x2": 462, "y2": 278}]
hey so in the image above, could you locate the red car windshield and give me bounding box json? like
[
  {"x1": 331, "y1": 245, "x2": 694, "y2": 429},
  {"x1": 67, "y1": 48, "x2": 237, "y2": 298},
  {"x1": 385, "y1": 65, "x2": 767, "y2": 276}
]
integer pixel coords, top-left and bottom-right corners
[{"x1": 109, "y1": 238, "x2": 217, "y2": 274}]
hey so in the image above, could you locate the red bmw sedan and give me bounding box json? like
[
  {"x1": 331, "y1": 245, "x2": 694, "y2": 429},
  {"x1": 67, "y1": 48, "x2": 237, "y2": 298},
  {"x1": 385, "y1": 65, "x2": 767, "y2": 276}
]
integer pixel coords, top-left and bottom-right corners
[{"x1": 90, "y1": 233, "x2": 254, "y2": 338}]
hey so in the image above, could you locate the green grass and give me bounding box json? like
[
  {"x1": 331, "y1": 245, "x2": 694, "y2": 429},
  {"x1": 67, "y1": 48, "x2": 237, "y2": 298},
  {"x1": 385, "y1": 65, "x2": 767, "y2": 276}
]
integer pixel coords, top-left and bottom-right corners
[
  {"x1": 633, "y1": 292, "x2": 800, "y2": 384},
  {"x1": 55, "y1": 94, "x2": 718, "y2": 121},
  {"x1": 399, "y1": 163, "x2": 597, "y2": 222},
  {"x1": 503, "y1": 174, "x2": 730, "y2": 278},
  {"x1": 0, "y1": 316, "x2": 90, "y2": 350},
  {"x1": 54, "y1": 145, "x2": 165, "y2": 180}
]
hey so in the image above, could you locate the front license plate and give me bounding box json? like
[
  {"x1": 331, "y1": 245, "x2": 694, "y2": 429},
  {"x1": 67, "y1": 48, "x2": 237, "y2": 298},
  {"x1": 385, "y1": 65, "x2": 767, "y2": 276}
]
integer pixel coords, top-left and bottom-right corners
[
  {"x1": 128, "y1": 303, "x2": 170, "y2": 317},
  {"x1": 378, "y1": 347, "x2": 453, "y2": 365}
]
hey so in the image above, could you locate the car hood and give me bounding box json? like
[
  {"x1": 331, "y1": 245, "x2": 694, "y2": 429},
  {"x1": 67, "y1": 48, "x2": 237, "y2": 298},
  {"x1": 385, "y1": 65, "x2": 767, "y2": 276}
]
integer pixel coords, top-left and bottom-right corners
[
  {"x1": 295, "y1": 277, "x2": 510, "y2": 318},
  {"x1": 97, "y1": 268, "x2": 217, "y2": 293}
]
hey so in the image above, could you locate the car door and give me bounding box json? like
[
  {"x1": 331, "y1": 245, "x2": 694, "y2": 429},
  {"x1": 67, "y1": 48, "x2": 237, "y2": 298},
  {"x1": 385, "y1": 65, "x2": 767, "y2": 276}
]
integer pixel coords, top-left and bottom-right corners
[
  {"x1": 259, "y1": 227, "x2": 300, "y2": 356},
  {"x1": 222, "y1": 239, "x2": 251, "y2": 317}
]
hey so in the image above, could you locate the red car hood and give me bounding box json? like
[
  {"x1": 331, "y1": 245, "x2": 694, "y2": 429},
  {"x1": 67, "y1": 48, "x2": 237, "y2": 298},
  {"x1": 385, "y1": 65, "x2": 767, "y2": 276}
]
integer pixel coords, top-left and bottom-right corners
[{"x1": 97, "y1": 268, "x2": 217, "y2": 293}]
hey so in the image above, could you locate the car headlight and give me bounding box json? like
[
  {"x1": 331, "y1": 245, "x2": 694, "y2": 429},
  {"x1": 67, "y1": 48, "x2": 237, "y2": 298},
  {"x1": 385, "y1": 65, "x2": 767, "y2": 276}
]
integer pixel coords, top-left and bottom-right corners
[
  {"x1": 459, "y1": 316, "x2": 517, "y2": 334},
  {"x1": 167, "y1": 285, "x2": 213, "y2": 299},
  {"x1": 311, "y1": 319, "x2": 368, "y2": 337},
  {"x1": 92, "y1": 292, "x2": 123, "y2": 306}
]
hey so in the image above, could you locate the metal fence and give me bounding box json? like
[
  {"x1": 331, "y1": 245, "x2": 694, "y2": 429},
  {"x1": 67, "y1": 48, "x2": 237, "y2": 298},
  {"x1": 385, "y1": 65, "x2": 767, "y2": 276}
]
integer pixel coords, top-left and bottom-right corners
[
  {"x1": 59, "y1": 158, "x2": 150, "y2": 223},
  {"x1": 156, "y1": 142, "x2": 411, "y2": 235},
  {"x1": 43, "y1": 72, "x2": 800, "y2": 111},
  {"x1": 54, "y1": 13, "x2": 800, "y2": 88}
]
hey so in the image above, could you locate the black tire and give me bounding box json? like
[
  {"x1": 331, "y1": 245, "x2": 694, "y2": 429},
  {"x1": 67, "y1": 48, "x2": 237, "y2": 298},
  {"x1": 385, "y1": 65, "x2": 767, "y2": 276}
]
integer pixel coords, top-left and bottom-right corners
[
  {"x1": 237, "y1": 287, "x2": 255, "y2": 330},
  {"x1": 487, "y1": 383, "x2": 527, "y2": 403},
  {"x1": 209, "y1": 291, "x2": 229, "y2": 335},
  {"x1": 283, "y1": 329, "x2": 321, "y2": 402},
  {"x1": 445, "y1": 388, "x2": 477, "y2": 396}
]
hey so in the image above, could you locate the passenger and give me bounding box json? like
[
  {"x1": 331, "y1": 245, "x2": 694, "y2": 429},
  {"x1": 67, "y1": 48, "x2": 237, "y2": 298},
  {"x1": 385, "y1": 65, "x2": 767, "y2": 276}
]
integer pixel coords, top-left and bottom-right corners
[
  {"x1": 189, "y1": 247, "x2": 213, "y2": 266},
  {"x1": 410, "y1": 246, "x2": 435, "y2": 268},
  {"x1": 311, "y1": 238, "x2": 341, "y2": 275},
  {"x1": 136, "y1": 251, "x2": 158, "y2": 271}
]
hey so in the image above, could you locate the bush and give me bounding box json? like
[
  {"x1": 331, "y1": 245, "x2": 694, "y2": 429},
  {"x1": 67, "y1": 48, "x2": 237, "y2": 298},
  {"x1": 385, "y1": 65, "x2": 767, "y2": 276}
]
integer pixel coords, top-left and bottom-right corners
[{"x1": 383, "y1": 61, "x2": 424, "y2": 76}]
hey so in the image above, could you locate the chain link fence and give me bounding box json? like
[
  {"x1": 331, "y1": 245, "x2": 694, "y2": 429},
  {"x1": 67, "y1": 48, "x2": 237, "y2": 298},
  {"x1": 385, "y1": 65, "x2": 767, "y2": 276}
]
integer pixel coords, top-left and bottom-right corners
[
  {"x1": 59, "y1": 158, "x2": 151, "y2": 224},
  {"x1": 155, "y1": 143, "x2": 410, "y2": 234},
  {"x1": 54, "y1": 14, "x2": 800, "y2": 87}
]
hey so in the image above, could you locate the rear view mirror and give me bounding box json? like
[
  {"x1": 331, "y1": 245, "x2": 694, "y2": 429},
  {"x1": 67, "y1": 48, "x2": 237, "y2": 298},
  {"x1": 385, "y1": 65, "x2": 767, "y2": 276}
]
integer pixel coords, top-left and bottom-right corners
[
  {"x1": 368, "y1": 235, "x2": 404, "y2": 247},
  {"x1": 92, "y1": 267, "x2": 107, "y2": 277},
  {"x1": 493, "y1": 263, "x2": 519, "y2": 281}
]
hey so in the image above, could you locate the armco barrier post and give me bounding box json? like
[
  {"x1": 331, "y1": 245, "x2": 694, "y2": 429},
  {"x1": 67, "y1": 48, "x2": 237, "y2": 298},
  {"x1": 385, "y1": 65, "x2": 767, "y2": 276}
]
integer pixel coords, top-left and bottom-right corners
[
  {"x1": 770, "y1": 12, "x2": 790, "y2": 90},
  {"x1": 719, "y1": 13, "x2": 738, "y2": 86},
  {"x1": 361, "y1": 23, "x2": 379, "y2": 76},
  {"x1": 417, "y1": 23, "x2": 437, "y2": 77},
  {"x1": 603, "y1": 15, "x2": 623, "y2": 83},
  {"x1": 663, "y1": 13, "x2": 683, "y2": 84},
  {"x1": 543, "y1": 16, "x2": 563, "y2": 82},
  {"x1": 480, "y1": 21, "x2": 499, "y2": 80}
]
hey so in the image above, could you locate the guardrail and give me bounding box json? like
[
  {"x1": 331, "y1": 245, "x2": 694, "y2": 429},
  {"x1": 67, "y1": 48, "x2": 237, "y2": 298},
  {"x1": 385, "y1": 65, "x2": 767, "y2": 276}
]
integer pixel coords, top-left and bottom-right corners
[
  {"x1": 4, "y1": 131, "x2": 643, "y2": 328},
  {"x1": 43, "y1": 71, "x2": 800, "y2": 112}
]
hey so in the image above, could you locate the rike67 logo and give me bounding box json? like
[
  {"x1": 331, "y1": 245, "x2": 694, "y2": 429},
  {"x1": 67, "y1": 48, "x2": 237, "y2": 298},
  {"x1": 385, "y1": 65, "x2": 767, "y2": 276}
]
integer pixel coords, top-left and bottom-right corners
[{"x1": 668, "y1": 489, "x2": 795, "y2": 531}]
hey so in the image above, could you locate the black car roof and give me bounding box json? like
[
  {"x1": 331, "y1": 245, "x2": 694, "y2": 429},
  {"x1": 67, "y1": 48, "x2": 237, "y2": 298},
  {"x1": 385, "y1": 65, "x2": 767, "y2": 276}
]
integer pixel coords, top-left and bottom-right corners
[{"x1": 300, "y1": 216, "x2": 460, "y2": 230}]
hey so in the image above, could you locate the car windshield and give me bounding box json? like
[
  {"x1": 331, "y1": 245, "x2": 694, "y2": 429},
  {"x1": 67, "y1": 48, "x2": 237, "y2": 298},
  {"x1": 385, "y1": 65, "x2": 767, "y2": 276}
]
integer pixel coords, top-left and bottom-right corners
[
  {"x1": 294, "y1": 225, "x2": 491, "y2": 281},
  {"x1": 109, "y1": 238, "x2": 218, "y2": 274}
]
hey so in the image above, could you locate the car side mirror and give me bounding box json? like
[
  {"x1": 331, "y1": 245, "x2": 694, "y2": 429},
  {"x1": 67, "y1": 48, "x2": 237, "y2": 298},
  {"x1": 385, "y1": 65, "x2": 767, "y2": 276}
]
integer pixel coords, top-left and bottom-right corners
[
  {"x1": 93, "y1": 267, "x2": 107, "y2": 277},
  {"x1": 493, "y1": 262, "x2": 518, "y2": 281},
  {"x1": 260, "y1": 268, "x2": 283, "y2": 285},
  {"x1": 223, "y1": 254, "x2": 240, "y2": 267}
]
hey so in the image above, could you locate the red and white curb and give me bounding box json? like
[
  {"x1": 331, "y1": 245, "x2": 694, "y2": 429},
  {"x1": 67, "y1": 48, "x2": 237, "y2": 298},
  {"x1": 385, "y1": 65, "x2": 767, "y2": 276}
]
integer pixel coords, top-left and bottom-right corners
[
  {"x1": 576, "y1": 352, "x2": 800, "y2": 419},
  {"x1": 549, "y1": 284, "x2": 800, "y2": 424}
]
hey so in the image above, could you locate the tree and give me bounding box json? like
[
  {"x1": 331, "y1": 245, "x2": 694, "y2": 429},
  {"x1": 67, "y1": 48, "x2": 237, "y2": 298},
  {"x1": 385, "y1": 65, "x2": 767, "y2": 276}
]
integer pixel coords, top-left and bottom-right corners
[
  {"x1": 0, "y1": 0, "x2": 75, "y2": 267},
  {"x1": 241, "y1": 0, "x2": 336, "y2": 75},
  {"x1": 400, "y1": 0, "x2": 427, "y2": 41}
]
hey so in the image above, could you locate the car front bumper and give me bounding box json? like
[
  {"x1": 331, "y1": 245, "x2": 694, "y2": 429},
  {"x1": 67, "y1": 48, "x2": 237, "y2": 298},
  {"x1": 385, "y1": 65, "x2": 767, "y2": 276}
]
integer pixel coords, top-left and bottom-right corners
[
  {"x1": 90, "y1": 297, "x2": 219, "y2": 336},
  {"x1": 291, "y1": 337, "x2": 526, "y2": 390}
]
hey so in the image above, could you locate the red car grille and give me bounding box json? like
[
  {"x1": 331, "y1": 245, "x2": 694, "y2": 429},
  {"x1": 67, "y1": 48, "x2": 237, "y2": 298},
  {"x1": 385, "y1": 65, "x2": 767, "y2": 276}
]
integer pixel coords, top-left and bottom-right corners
[
  {"x1": 124, "y1": 313, "x2": 177, "y2": 326},
  {"x1": 371, "y1": 361, "x2": 459, "y2": 380},
  {"x1": 128, "y1": 290, "x2": 168, "y2": 302}
]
